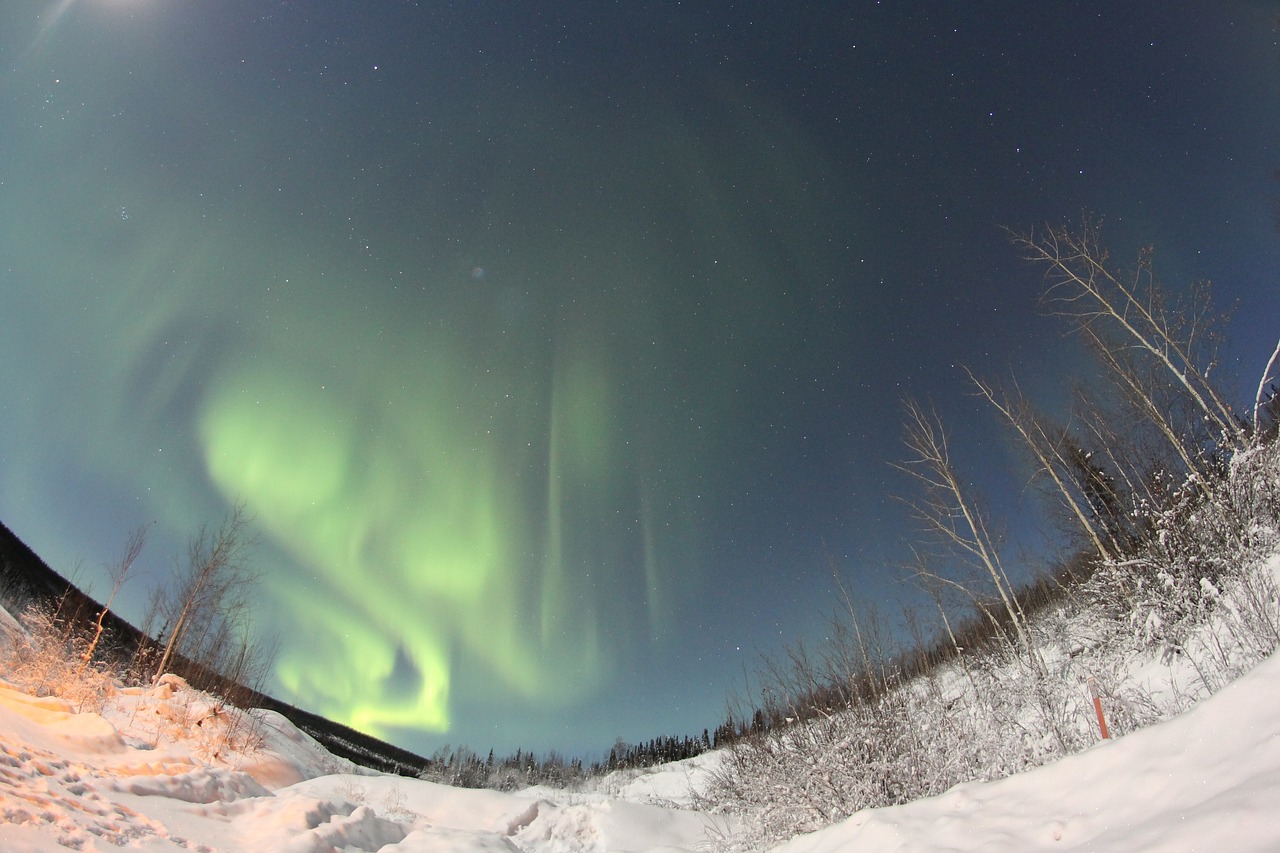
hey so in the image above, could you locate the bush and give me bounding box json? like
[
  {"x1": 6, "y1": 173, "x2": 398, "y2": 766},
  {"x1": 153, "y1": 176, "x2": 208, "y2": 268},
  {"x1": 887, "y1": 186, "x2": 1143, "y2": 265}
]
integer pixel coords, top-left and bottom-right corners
[
  {"x1": 4, "y1": 602, "x2": 119, "y2": 714},
  {"x1": 1089, "y1": 440, "x2": 1280, "y2": 677},
  {"x1": 699, "y1": 438, "x2": 1280, "y2": 851}
]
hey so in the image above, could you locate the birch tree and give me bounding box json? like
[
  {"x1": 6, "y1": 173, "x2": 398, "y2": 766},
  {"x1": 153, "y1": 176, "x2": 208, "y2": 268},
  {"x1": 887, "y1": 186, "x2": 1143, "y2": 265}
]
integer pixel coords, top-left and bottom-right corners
[
  {"x1": 894, "y1": 398, "x2": 1033, "y2": 655},
  {"x1": 966, "y1": 370, "x2": 1117, "y2": 563},
  {"x1": 1009, "y1": 219, "x2": 1244, "y2": 459},
  {"x1": 83, "y1": 523, "x2": 150, "y2": 663},
  {"x1": 151, "y1": 503, "x2": 258, "y2": 684}
]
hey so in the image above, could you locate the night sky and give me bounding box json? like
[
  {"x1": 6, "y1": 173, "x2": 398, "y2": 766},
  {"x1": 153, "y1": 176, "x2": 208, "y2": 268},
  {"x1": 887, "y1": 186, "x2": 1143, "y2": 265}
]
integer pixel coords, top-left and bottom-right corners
[{"x1": 2, "y1": 0, "x2": 1278, "y2": 758}]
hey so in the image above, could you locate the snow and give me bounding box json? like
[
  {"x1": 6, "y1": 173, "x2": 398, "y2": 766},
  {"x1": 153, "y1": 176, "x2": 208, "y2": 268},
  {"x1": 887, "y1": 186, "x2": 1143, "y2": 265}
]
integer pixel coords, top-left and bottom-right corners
[
  {"x1": 1, "y1": 608, "x2": 1278, "y2": 851},
  {"x1": 0, "y1": 658, "x2": 721, "y2": 852},
  {"x1": 2, "y1": 653, "x2": 1279, "y2": 853},
  {"x1": 772, "y1": 648, "x2": 1280, "y2": 853}
]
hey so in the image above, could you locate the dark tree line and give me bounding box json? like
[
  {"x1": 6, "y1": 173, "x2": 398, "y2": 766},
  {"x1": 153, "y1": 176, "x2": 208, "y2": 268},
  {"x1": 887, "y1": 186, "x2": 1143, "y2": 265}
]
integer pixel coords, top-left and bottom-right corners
[
  {"x1": 418, "y1": 731, "x2": 711, "y2": 790},
  {"x1": 605, "y1": 732, "x2": 710, "y2": 769}
]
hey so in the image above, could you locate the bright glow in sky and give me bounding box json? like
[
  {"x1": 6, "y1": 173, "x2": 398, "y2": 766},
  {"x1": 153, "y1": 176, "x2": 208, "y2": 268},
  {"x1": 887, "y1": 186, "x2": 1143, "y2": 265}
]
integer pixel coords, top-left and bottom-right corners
[{"x1": 1, "y1": 0, "x2": 1277, "y2": 757}]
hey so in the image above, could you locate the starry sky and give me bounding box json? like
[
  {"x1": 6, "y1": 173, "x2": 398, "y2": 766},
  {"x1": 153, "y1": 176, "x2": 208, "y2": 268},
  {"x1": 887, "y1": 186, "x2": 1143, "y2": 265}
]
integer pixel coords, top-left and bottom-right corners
[{"x1": 2, "y1": 0, "x2": 1278, "y2": 758}]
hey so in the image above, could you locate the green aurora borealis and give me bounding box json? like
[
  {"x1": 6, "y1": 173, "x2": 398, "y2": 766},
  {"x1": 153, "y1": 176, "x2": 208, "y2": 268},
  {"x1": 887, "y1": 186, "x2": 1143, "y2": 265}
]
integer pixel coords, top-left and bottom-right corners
[{"x1": 3, "y1": 1, "x2": 1279, "y2": 755}]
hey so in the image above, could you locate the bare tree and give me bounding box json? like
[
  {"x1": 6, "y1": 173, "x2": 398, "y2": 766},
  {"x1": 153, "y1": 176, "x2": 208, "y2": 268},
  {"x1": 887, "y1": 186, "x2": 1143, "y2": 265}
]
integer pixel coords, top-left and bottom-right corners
[
  {"x1": 83, "y1": 523, "x2": 150, "y2": 663},
  {"x1": 966, "y1": 370, "x2": 1117, "y2": 563},
  {"x1": 1010, "y1": 219, "x2": 1245, "y2": 457},
  {"x1": 1255, "y1": 337, "x2": 1280, "y2": 439},
  {"x1": 1079, "y1": 323, "x2": 1209, "y2": 481},
  {"x1": 893, "y1": 398, "x2": 1033, "y2": 655},
  {"x1": 151, "y1": 503, "x2": 259, "y2": 684},
  {"x1": 1067, "y1": 379, "x2": 1174, "y2": 543}
]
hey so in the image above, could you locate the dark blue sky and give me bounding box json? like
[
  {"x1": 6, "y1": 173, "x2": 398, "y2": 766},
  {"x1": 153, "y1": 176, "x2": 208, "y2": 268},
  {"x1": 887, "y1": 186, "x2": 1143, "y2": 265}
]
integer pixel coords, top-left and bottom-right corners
[{"x1": 1, "y1": 0, "x2": 1277, "y2": 757}]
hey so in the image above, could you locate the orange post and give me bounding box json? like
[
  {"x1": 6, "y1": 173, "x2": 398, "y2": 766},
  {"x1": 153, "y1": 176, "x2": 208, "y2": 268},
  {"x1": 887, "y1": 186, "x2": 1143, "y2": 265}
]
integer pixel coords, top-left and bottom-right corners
[{"x1": 1087, "y1": 676, "x2": 1110, "y2": 740}]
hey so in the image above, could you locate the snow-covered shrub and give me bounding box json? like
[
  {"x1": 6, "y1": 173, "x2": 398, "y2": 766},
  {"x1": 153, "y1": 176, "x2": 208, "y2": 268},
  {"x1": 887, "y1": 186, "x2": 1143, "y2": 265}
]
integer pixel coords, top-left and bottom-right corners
[
  {"x1": 701, "y1": 438, "x2": 1280, "y2": 851},
  {"x1": 1089, "y1": 439, "x2": 1280, "y2": 680},
  {"x1": 1, "y1": 602, "x2": 268, "y2": 763},
  {"x1": 4, "y1": 602, "x2": 119, "y2": 714},
  {"x1": 698, "y1": 638, "x2": 1102, "y2": 851}
]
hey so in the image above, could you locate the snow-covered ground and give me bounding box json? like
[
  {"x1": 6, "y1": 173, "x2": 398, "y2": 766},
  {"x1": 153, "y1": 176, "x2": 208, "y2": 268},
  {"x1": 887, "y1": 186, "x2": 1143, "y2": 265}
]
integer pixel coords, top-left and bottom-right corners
[
  {"x1": 0, "y1": 641, "x2": 1278, "y2": 852},
  {"x1": 0, "y1": 664, "x2": 722, "y2": 852},
  {"x1": 773, "y1": 647, "x2": 1280, "y2": 852},
  {"x1": 5, "y1": 540, "x2": 1280, "y2": 853}
]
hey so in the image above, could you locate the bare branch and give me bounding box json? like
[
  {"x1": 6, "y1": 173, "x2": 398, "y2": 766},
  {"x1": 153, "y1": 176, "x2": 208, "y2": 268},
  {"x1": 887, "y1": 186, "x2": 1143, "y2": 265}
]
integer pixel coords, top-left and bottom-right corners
[
  {"x1": 84, "y1": 523, "x2": 150, "y2": 663},
  {"x1": 1255, "y1": 337, "x2": 1280, "y2": 439},
  {"x1": 1010, "y1": 218, "x2": 1244, "y2": 452},
  {"x1": 895, "y1": 398, "x2": 1033, "y2": 655}
]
